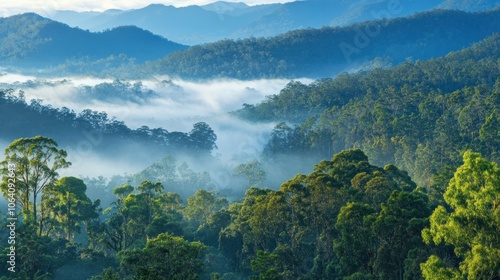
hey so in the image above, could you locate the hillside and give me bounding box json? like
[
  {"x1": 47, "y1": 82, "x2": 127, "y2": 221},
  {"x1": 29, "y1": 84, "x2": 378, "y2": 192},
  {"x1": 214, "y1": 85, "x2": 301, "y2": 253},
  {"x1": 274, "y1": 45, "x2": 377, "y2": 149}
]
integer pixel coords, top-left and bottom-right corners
[
  {"x1": 0, "y1": 13, "x2": 187, "y2": 68},
  {"x1": 236, "y1": 33, "x2": 500, "y2": 186},
  {"x1": 146, "y1": 8, "x2": 500, "y2": 79}
]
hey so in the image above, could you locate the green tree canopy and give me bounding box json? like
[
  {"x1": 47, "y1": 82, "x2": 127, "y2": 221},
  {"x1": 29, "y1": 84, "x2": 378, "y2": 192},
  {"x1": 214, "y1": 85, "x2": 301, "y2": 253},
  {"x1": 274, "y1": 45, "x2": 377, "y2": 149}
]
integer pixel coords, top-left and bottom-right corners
[
  {"x1": 119, "y1": 233, "x2": 206, "y2": 280},
  {"x1": 0, "y1": 136, "x2": 70, "y2": 233},
  {"x1": 422, "y1": 151, "x2": 500, "y2": 279}
]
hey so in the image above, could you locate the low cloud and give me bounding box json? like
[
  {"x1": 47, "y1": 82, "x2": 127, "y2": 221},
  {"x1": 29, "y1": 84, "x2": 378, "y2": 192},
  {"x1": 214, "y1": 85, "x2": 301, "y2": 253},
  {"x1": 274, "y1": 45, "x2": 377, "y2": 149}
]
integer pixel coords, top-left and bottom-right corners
[{"x1": 1, "y1": 75, "x2": 313, "y2": 177}]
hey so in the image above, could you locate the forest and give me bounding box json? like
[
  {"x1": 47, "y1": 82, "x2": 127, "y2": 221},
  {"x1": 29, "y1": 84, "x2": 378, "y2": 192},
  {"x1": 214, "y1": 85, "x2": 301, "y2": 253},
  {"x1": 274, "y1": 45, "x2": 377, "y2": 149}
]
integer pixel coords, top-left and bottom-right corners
[
  {"x1": 149, "y1": 8, "x2": 500, "y2": 79},
  {"x1": 1, "y1": 31, "x2": 500, "y2": 279},
  {"x1": 1, "y1": 1, "x2": 500, "y2": 279},
  {"x1": 1, "y1": 140, "x2": 500, "y2": 279},
  {"x1": 235, "y1": 33, "x2": 500, "y2": 188}
]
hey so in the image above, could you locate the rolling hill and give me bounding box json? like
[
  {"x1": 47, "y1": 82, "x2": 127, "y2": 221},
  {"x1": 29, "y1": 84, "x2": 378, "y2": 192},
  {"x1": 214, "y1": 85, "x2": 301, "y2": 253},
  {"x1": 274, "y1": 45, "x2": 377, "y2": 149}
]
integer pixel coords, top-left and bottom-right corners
[
  {"x1": 145, "y1": 8, "x2": 500, "y2": 79},
  {"x1": 0, "y1": 13, "x2": 187, "y2": 68}
]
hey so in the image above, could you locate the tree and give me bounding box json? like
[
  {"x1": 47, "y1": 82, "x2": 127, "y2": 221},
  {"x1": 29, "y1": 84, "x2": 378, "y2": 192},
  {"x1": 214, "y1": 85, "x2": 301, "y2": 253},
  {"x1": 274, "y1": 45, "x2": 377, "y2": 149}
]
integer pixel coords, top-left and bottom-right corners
[
  {"x1": 235, "y1": 160, "x2": 267, "y2": 187},
  {"x1": 422, "y1": 151, "x2": 500, "y2": 279},
  {"x1": 0, "y1": 136, "x2": 70, "y2": 234},
  {"x1": 189, "y1": 122, "x2": 217, "y2": 153},
  {"x1": 137, "y1": 180, "x2": 164, "y2": 225},
  {"x1": 119, "y1": 233, "x2": 206, "y2": 280},
  {"x1": 334, "y1": 202, "x2": 377, "y2": 278},
  {"x1": 93, "y1": 184, "x2": 134, "y2": 253},
  {"x1": 185, "y1": 190, "x2": 228, "y2": 227},
  {"x1": 88, "y1": 267, "x2": 120, "y2": 280},
  {"x1": 372, "y1": 190, "x2": 430, "y2": 280},
  {"x1": 43, "y1": 176, "x2": 99, "y2": 240},
  {"x1": 251, "y1": 250, "x2": 280, "y2": 280},
  {"x1": 479, "y1": 110, "x2": 500, "y2": 156}
]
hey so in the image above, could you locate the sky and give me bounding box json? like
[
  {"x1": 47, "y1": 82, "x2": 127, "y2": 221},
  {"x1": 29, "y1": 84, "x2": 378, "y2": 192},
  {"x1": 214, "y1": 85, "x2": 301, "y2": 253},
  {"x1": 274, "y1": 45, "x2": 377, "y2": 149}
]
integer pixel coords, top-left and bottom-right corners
[{"x1": 0, "y1": 0, "x2": 295, "y2": 16}]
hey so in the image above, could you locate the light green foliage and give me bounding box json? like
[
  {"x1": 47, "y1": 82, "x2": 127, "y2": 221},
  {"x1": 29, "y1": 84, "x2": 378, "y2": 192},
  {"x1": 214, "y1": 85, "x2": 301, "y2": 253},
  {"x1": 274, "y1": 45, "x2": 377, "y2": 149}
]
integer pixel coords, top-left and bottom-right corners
[
  {"x1": 422, "y1": 151, "x2": 500, "y2": 279},
  {"x1": 185, "y1": 189, "x2": 228, "y2": 227},
  {"x1": 420, "y1": 255, "x2": 461, "y2": 280},
  {"x1": 0, "y1": 136, "x2": 70, "y2": 232}
]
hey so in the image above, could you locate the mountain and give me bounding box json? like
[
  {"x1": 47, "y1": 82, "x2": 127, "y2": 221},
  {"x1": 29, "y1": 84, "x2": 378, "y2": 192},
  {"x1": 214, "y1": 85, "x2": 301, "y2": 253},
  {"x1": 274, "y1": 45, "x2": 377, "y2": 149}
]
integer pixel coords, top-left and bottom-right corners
[
  {"x1": 201, "y1": 1, "x2": 250, "y2": 14},
  {"x1": 145, "y1": 8, "x2": 500, "y2": 80},
  {"x1": 46, "y1": 0, "x2": 500, "y2": 45},
  {"x1": 0, "y1": 13, "x2": 187, "y2": 68},
  {"x1": 48, "y1": 3, "x2": 280, "y2": 45}
]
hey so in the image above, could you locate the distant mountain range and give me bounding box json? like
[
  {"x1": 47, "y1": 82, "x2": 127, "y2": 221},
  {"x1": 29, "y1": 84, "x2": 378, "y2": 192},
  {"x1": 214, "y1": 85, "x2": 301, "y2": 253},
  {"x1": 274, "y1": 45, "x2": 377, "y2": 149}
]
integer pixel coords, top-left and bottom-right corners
[
  {"x1": 46, "y1": 0, "x2": 500, "y2": 45},
  {"x1": 0, "y1": 13, "x2": 187, "y2": 68}
]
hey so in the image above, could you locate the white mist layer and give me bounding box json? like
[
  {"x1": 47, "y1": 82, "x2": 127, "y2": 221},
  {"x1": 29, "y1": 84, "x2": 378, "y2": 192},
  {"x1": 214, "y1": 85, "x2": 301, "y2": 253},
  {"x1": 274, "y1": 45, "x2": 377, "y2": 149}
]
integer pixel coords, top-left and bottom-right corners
[{"x1": 1, "y1": 75, "x2": 314, "y2": 177}]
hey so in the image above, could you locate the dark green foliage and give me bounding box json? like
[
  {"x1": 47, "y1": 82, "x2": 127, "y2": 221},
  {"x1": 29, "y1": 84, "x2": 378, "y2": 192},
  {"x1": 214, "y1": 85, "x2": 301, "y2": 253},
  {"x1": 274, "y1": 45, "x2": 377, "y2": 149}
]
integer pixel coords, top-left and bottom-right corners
[
  {"x1": 3, "y1": 136, "x2": 498, "y2": 280},
  {"x1": 215, "y1": 150, "x2": 427, "y2": 279},
  {"x1": 243, "y1": 34, "x2": 500, "y2": 186},
  {"x1": 236, "y1": 33, "x2": 500, "y2": 123},
  {"x1": 119, "y1": 233, "x2": 206, "y2": 280},
  {"x1": 2, "y1": 7, "x2": 500, "y2": 279}
]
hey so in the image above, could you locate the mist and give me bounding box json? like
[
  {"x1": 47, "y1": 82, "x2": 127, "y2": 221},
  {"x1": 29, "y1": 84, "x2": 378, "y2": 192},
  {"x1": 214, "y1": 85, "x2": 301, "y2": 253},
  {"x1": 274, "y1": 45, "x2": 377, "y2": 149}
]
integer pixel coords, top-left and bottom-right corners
[{"x1": 0, "y1": 75, "x2": 315, "y2": 193}]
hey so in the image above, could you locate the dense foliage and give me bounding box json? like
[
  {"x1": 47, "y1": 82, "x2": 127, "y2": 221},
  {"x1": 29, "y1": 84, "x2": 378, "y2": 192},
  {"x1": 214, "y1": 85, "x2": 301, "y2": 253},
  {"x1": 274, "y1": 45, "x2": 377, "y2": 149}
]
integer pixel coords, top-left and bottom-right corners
[
  {"x1": 1, "y1": 3, "x2": 500, "y2": 279},
  {"x1": 236, "y1": 34, "x2": 500, "y2": 188},
  {"x1": 0, "y1": 88, "x2": 218, "y2": 161},
  {"x1": 4, "y1": 138, "x2": 500, "y2": 279}
]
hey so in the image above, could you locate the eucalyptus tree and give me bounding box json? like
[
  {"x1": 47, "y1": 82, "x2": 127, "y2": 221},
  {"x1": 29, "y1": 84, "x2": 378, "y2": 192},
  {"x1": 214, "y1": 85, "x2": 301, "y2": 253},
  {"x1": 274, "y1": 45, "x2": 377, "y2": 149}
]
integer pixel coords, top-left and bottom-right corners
[{"x1": 0, "y1": 136, "x2": 70, "y2": 233}]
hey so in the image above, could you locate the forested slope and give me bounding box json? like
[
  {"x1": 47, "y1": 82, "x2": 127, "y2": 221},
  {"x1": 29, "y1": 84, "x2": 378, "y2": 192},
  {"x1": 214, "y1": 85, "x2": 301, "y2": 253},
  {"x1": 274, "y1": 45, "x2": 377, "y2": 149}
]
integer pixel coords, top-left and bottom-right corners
[
  {"x1": 235, "y1": 34, "x2": 500, "y2": 186},
  {"x1": 0, "y1": 13, "x2": 187, "y2": 68},
  {"x1": 149, "y1": 8, "x2": 500, "y2": 79}
]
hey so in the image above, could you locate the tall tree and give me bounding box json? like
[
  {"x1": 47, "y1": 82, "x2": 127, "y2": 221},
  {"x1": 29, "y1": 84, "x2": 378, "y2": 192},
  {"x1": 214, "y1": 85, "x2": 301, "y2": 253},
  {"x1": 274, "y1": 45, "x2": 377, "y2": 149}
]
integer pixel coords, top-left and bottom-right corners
[
  {"x1": 422, "y1": 151, "x2": 500, "y2": 279},
  {"x1": 334, "y1": 202, "x2": 377, "y2": 278},
  {"x1": 185, "y1": 189, "x2": 228, "y2": 227},
  {"x1": 43, "y1": 176, "x2": 99, "y2": 240},
  {"x1": 235, "y1": 160, "x2": 267, "y2": 187},
  {"x1": 0, "y1": 136, "x2": 70, "y2": 234},
  {"x1": 189, "y1": 122, "x2": 218, "y2": 153}
]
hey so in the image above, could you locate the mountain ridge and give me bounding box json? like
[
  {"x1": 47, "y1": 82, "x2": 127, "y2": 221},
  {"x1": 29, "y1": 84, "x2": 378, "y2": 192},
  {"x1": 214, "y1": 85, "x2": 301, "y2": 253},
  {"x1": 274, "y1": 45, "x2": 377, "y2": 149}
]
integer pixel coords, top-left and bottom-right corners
[
  {"x1": 145, "y1": 8, "x2": 500, "y2": 79},
  {"x1": 45, "y1": 0, "x2": 500, "y2": 45},
  {"x1": 0, "y1": 13, "x2": 188, "y2": 68}
]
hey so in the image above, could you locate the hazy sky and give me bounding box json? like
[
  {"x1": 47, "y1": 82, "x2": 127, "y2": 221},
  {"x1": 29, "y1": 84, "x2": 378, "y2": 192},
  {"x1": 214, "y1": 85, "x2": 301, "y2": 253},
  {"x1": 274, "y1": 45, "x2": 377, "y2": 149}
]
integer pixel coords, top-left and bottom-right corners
[{"x1": 0, "y1": 0, "x2": 295, "y2": 16}]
